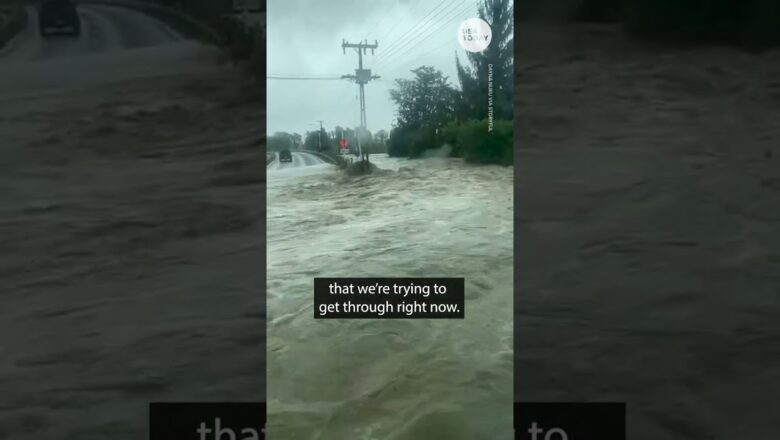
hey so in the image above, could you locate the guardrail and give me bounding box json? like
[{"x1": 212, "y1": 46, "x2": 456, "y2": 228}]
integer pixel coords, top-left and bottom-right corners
[{"x1": 300, "y1": 150, "x2": 339, "y2": 165}]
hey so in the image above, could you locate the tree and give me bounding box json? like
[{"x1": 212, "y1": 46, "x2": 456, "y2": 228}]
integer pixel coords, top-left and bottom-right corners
[
  {"x1": 268, "y1": 131, "x2": 295, "y2": 151},
  {"x1": 303, "y1": 129, "x2": 329, "y2": 151},
  {"x1": 455, "y1": 0, "x2": 514, "y2": 121},
  {"x1": 304, "y1": 128, "x2": 333, "y2": 152},
  {"x1": 390, "y1": 66, "x2": 457, "y2": 130},
  {"x1": 375, "y1": 129, "x2": 388, "y2": 146},
  {"x1": 388, "y1": 66, "x2": 457, "y2": 157}
]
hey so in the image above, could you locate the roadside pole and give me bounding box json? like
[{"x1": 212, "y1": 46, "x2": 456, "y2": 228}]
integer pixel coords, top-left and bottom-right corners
[
  {"x1": 316, "y1": 120, "x2": 324, "y2": 152},
  {"x1": 341, "y1": 39, "x2": 379, "y2": 171}
]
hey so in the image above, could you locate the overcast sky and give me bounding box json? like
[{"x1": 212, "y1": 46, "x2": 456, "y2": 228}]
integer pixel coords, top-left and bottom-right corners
[{"x1": 267, "y1": 0, "x2": 481, "y2": 137}]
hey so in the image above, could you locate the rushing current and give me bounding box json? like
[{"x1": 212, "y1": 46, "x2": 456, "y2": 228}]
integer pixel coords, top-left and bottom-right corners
[{"x1": 266, "y1": 151, "x2": 513, "y2": 440}]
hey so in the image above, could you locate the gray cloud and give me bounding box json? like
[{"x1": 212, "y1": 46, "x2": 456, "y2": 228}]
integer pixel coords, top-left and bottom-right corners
[{"x1": 267, "y1": 0, "x2": 480, "y2": 136}]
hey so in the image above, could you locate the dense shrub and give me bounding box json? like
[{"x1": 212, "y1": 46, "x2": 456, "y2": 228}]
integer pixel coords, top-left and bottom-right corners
[
  {"x1": 387, "y1": 126, "x2": 412, "y2": 157},
  {"x1": 407, "y1": 128, "x2": 438, "y2": 158},
  {"x1": 388, "y1": 126, "x2": 443, "y2": 158},
  {"x1": 390, "y1": 120, "x2": 512, "y2": 166},
  {"x1": 440, "y1": 122, "x2": 462, "y2": 157},
  {"x1": 445, "y1": 119, "x2": 513, "y2": 166}
]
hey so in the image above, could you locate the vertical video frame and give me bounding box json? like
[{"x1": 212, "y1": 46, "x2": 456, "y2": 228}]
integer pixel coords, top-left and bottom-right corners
[{"x1": 267, "y1": 0, "x2": 513, "y2": 438}]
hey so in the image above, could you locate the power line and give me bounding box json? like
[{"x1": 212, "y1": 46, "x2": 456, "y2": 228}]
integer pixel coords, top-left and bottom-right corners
[
  {"x1": 374, "y1": 6, "x2": 471, "y2": 73},
  {"x1": 382, "y1": 38, "x2": 458, "y2": 78},
  {"x1": 374, "y1": 1, "x2": 474, "y2": 70},
  {"x1": 371, "y1": 0, "x2": 460, "y2": 66},
  {"x1": 362, "y1": 1, "x2": 400, "y2": 43},
  {"x1": 372, "y1": 0, "x2": 459, "y2": 67},
  {"x1": 377, "y1": 0, "x2": 458, "y2": 57},
  {"x1": 371, "y1": 0, "x2": 431, "y2": 48}
]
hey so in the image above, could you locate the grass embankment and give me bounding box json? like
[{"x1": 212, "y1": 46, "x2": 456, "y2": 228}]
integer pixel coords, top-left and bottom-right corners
[{"x1": 0, "y1": 2, "x2": 27, "y2": 50}]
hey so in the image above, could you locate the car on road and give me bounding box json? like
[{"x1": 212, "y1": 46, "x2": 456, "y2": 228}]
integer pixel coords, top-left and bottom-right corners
[
  {"x1": 278, "y1": 150, "x2": 293, "y2": 163},
  {"x1": 38, "y1": 0, "x2": 80, "y2": 37}
]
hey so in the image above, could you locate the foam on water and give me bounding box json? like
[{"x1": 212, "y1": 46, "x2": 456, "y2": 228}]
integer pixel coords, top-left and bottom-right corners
[{"x1": 267, "y1": 154, "x2": 514, "y2": 439}]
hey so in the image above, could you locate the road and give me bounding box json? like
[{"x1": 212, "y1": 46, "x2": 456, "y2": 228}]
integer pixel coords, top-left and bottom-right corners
[
  {"x1": 266, "y1": 150, "x2": 329, "y2": 170},
  {"x1": 0, "y1": 5, "x2": 264, "y2": 439}
]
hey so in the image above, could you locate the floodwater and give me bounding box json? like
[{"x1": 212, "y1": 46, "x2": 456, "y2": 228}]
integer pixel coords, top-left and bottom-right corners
[{"x1": 266, "y1": 152, "x2": 513, "y2": 439}]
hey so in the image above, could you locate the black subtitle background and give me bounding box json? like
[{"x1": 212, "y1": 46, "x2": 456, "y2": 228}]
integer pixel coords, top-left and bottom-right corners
[
  {"x1": 149, "y1": 402, "x2": 265, "y2": 440},
  {"x1": 514, "y1": 402, "x2": 626, "y2": 440},
  {"x1": 314, "y1": 277, "x2": 465, "y2": 319}
]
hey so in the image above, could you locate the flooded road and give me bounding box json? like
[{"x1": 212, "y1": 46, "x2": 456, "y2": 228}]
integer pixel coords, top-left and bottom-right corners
[
  {"x1": 266, "y1": 154, "x2": 514, "y2": 439},
  {"x1": 267, "y1": 150, "x2": 328, "y2": 170}
]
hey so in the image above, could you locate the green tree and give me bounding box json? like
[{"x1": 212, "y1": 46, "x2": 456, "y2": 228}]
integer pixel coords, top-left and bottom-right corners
[
  {"x1": 268, "y1": 131, "x2": 295, "y2": 151},
  {"x1": 375, "y1": 129, "x2": 388, "y2": 147},
  {"x1": 304, "y1": 128, "x2": 332, "y2": 152},
  {"x1": 388, "y1": 66, "x2": 457, "y2": 157},
  {"x1": 390, "y1": 66, "x2": 456, "y2": 130},
  {"x1": 455, "y1": 0, "x2": 514, "y2": 121}
]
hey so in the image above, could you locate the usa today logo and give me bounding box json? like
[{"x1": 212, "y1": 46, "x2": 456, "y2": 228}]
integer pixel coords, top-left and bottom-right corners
[{"x1": 458, "y1": 18, "x2": 492, "y2": 52}]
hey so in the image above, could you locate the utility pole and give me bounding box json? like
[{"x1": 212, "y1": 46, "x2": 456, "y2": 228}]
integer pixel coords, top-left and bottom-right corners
[
  {"x1": 316, "y1": 120, "x2": 324, "y2": 151},
  {"x1": 342, "y1": 39, "x2": 379, "y2": 167}
]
